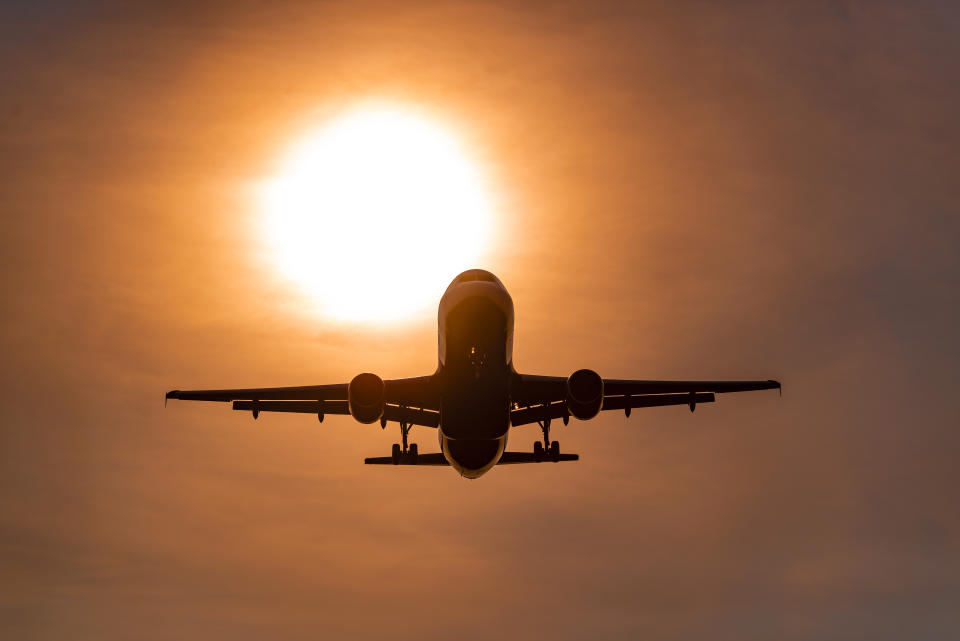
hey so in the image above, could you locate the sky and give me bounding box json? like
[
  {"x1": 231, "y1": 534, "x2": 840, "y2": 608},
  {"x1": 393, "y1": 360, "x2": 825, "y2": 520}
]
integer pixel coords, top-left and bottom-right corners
[{"x1": 1, "y1": 1, "x2": 959, "y2": 639}]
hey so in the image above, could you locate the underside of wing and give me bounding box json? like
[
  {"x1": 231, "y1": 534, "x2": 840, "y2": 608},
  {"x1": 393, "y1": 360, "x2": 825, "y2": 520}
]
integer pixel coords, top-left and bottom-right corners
[
  {"x1": 166, "y1": 376, "x2": 438, "y2": 405},
  {"x1": 166, "y1": 383, "x2": 348, "y2": 402},
  {"x1": 603, "y1": 379, "x2": 781, "y2": 395},
  {"x1": 229, "y1": 400, "x2": 439, "y2": 427},
  {"x1": 166, "y1": 375, "x2": 441, "y2": 427},
  {"x1": 510, "y1": 372, "x2": 779, "y2": 425}
]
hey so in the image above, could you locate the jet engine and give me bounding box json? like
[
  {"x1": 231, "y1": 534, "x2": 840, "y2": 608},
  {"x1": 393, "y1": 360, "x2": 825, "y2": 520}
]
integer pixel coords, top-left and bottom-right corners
[
  {"x1": 349, "y1": 373, "x2": 385, "y2": 424},
  {"x1": 566, "y1": 368, "x2": 604, "y2": 420}
]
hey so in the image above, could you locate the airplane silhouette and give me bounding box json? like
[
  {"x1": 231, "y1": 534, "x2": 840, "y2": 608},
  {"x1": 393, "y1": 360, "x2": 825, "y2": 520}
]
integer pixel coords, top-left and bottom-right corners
[{"x1": 166, "y1": 269, "x2": 780, "y2": 478}]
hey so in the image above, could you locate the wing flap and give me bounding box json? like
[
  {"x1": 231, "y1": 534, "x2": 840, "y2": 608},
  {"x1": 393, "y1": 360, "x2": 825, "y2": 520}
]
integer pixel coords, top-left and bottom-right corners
[
  {"x1": 232, "y1": 400, "x2": 350, "y2": 415},
  {"x1": 230, "y1": 400, "x2": 440, "y2": 427},
  {"x1": 602, "y1": 392, "x2": 715, "y2": 411}
]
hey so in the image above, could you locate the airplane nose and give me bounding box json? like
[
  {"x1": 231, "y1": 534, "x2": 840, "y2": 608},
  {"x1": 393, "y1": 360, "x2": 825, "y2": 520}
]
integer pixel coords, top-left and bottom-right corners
[
  {"x1": 441, "y1": 436, "x2": 505, "y2": 478},
  {"x1": 449, "y1": 438, "x2": 499, "y2": 467}
]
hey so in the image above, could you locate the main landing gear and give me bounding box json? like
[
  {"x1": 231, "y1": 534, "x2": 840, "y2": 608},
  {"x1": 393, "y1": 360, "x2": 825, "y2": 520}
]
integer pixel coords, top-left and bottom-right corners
[
  {"x1": 388, "y1": 419, "x2": 418, "y2": 465},
  {"x1": 534, "y1": 416, "x2": 561, "y2": 463}
]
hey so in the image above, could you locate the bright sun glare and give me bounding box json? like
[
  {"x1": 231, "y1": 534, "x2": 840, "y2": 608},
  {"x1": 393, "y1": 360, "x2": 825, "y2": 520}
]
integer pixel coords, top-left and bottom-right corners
[{"x1": 259, "y1": 104, "x2": 495, "y2": 323}]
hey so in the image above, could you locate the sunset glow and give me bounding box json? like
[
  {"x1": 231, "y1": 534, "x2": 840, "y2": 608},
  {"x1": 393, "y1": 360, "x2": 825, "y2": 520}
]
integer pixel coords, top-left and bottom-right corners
[
  {"x1": 8, "y1": 3, "x2": 955, "y2": 638},
  {"x1": 259, "y1": 104, "x2": 495, "y2": 323}
]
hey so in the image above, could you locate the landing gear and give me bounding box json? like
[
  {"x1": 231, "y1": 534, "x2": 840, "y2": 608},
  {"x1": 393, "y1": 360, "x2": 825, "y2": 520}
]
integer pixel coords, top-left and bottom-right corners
[
  {"x1": 534, "y1": 416, "x2": 561, "y2": 462},
  {"x1": 390, "y1": 419, "x2": 418, "y2": 464}
]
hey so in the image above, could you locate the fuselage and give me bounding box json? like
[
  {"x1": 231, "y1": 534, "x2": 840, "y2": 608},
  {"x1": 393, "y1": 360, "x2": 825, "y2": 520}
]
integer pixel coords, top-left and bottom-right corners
[{"x1": 436, "y1": 269, "x2": 515, "y2": 478}]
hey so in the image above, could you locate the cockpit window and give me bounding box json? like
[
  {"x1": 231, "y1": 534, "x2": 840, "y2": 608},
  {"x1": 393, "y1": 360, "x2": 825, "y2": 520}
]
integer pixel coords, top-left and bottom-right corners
[{"x1": 454, "y1": 269, "x2": 498, "y2": 284}]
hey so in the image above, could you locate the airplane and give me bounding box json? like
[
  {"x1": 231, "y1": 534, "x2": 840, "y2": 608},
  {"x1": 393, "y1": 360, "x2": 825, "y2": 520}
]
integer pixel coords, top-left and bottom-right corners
[{"x1": 166, "y1": 269, "x2": 780, "y2": 478}]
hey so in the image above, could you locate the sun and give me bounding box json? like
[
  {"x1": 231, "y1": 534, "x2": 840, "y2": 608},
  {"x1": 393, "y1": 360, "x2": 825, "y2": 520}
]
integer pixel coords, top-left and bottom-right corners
[{"x1": 258, "y1": 104, "x2": 496, "y2": 323}]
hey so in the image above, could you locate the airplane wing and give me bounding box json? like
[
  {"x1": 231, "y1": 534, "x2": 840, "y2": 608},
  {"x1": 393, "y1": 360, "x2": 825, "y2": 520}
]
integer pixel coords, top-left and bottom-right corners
[
  {"x1": 165, "y1": 376, "x2": 440, "y2": 427},
  {"x1": 165, "y1": 383, "x2": 349, "y2": 402},
  {"x1": 510, "y1": 374, "x2": 780, "y2": 426}
]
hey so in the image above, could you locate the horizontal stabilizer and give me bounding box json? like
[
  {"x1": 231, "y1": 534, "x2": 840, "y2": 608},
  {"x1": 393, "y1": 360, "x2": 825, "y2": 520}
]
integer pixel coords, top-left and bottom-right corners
[
  {"x1": 363, "y1": 452, "x2": 579, "y2": 466},
  {"x1": 499, "y1": 451, "x2": 579, "y2": 464},
  {"x1": 365, "y1": 453, "x2": 449, "y2": 465}
]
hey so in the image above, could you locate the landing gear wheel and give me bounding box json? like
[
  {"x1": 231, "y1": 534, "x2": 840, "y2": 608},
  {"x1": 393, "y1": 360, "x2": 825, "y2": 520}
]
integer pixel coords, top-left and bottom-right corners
[
  {"x1": 391, "y1": 443, "x2": 401, "y2": 464},
  {"x1": 409, "y1": 442, "x2": 418, "y2": 464},
  {"x1": 533, "y1": 441, "x2": 544, "y2": 462},
  {"x1": 550, "y1": 441, "x2": 560, "y2": 462}
]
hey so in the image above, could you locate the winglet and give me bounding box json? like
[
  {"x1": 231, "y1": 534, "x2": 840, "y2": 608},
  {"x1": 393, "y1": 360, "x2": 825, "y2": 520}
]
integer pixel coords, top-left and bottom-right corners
[{"x1": 165, "y1": 390, "x2": 179, "y2": 407}]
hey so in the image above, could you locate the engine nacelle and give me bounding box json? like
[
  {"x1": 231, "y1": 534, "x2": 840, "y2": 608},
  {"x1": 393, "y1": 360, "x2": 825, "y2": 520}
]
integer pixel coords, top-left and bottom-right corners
[
  {"x1": 566, "y1": 368, "x2": 603, "y2": 420},
  {"x1": 349, "y1": 372, "x2": 385, "y2": 424}
]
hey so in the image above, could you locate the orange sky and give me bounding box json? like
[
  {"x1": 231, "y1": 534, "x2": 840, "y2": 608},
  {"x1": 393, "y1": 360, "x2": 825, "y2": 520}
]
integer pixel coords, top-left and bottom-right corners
[{"x1": 2, "y1": 2, "x2": 959, "y2": 639}]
